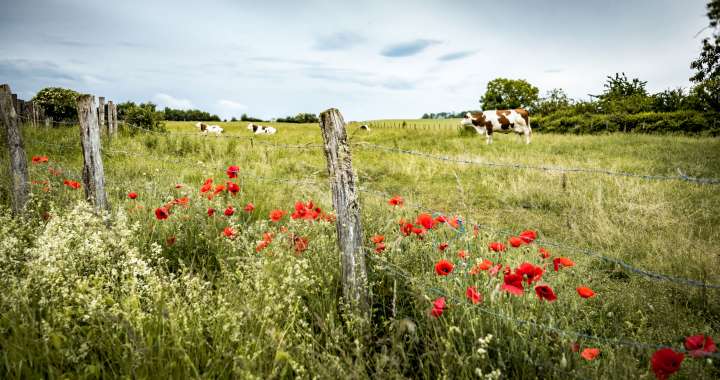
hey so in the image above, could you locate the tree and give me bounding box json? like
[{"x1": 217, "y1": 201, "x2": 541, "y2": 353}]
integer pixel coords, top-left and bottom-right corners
[
  {"x1": 31, "y1": 87, "x2": 80, "y2": 122},
  {"x1": 594, "y1": 73, "x2": 651, "y2": 114},
  {"x1": 534, "y1": 88, "x2": 573, "y2": 115},
  {"x1": 479, "y1": 78, "x2": 539, "y2": 110},
  {"x1": 651, "y1": 88, "x2": 687, "y2": 112},
  {"x1": 125, "y1": 104, "x2": 165, "y2": 133},
  {"x1": 690, "y1": 0, "x2": 720, "y2": 110}
]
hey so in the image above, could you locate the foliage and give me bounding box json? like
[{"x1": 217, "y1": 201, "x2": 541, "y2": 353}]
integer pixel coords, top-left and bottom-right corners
[
  {"x1": 690, "y1": 0, "x2": 720, "y2": 110},
  {"x1": 162, "y1": 107, "x2": 221, "y2": 121},
  {"x1": 421, "y1": 111, "x2": 473, "y2": 119},
  {"x1": 593, "y1": 73, "x2": 652, "y2": 114},
  {"x1": 276, "y1": 113, "x2": 319, "y2": 123},
  {"x1": 479, "y1": 78, "x2": 539, "y2": 110},
  {"x1": 533, "y1": 110, "x2": 719, "y2": 135},
  {"x1": 533, "y1": 88, "x2": 573, "y2": 116},
  {"x1": 31, "y1": 87, "x2": 80, "y2": 122},
  {"x1": 240, "y1": 113, "x2": 264, "y2": 122},
  {"x1": 125, "y1": 102, "x2": 166, "y2": 133}
]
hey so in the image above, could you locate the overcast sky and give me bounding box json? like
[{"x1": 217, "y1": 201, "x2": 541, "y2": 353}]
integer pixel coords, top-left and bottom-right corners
[{"x1": 0, "y1": 0, "x2": 711, "y2": 120}]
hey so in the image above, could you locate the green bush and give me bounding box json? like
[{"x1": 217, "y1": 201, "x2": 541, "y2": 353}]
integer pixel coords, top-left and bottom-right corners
[
  {"x1": 533, "y1": 111, "x2": 719, "y2": 135},
  {"x1": 31, "y1": 87, "x2": 80, "y2": 122},
  {"x1": 125, "y1": 105, "x2": 166, "y2": 134}
]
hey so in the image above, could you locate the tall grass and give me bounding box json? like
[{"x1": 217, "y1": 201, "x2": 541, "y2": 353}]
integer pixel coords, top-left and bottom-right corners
[{"x1": 0, "y1": 120, "x2": 718, "y2": 378}]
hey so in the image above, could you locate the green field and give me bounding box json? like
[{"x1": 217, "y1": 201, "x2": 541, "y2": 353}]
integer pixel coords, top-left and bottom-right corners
[{"x1": 1, "y1": 119, "x2": 719, "y2": 379}]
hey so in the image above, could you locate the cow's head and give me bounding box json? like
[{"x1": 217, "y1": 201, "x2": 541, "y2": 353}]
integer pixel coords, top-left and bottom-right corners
[
  {"x1": 460, "y1": 112, "x2": 474, "y2": 127},
  {"x1": 247, "y1": 123, "x2": 258, "y2": 132}
]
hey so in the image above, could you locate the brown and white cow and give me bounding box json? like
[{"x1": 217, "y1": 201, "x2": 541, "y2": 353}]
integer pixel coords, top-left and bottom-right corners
[{"x1": 460, "y1": 109, "x2": 532, "y2": 144}]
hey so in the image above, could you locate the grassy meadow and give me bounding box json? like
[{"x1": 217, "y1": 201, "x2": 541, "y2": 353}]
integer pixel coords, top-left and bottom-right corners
[{"x1": 0, "y1": 118, "x2": 719, "y2": 379}]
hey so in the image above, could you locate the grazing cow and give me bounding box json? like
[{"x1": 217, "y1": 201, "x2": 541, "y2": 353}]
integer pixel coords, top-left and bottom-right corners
[
  {"x1": 359, "y1": 124, "x2": 371, "y2": 131},
  {"x1": 247, "y1": 123, "x2": 277, "y2": 135},
  {"x1": 195, "y1": 122, "x2": 224, "y2": 136},
  {"x1": 460, "y1": 109, "x2": 532, "y2": 144}
]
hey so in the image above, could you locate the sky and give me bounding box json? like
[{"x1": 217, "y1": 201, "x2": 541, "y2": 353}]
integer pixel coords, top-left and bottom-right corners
[{"x1": 0, "y1": 0, "x2": 711, "y2": 121}]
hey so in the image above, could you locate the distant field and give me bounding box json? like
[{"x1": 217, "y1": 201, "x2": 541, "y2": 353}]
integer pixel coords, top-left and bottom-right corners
[{"x1": 1, "y1": 119, "x2": 719, "y2": 378}]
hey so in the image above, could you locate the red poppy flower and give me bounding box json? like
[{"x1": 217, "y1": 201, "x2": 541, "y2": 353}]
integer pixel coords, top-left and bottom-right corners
[
  {"x1": 155, "y1": 207, "x2": 169, "y2": 220},
  {"x1": 227, "y1": 181, "x2": 240, "y2": 195},
  {"x1": 223, "y1": 227, "x2": 235, "y2": 238},
  {"x1": 262, "y1": 232, "x2": 274, "y2": 243},
  {"x1": 200, "y1": 181, "x2": 213, "y2": 193},
  {"x1": 651, "y1": 348, "x2": 684, "y2": 380},
  {"x1": 449, "y1": 216, "x2": 461, "y2": 229},
  {"x1": 294, "y1": 236, "x2": 309, "y2": 253},
  {"x1": 438, "y1": 242, "x2": 449, "y2": 251},
  {"x1": 553, "y1": 257, "x2": 575, "y2": 271},
  {"x1": 434, "y1": 259, "x2": 454, "y2": 276},
  {"x1": 207, "y1": 208, "x2": 215, "y2": 217},
  {"x1": 416, "y1": 213, "x2": 436, "y2": 229},
  {"x1": 31, "y1": 155, "x2": 49, "y2": 164},
  {"x1": 166, "y1": 236, "x2": 176, "y2": 246},
  {"x1": 457, "y1": 250, "x2": 468, "y2": 260},
  {"x1": 501, "y1": 273, "x2": 524, "y2": 295},
  {"x1": 388, "y1": 195, "x2": 404, "y2": 207},
  {"x1": 255, "y1": 240, "x2": 269, "y2": 252},
  {"x1": 576, "y1": 286, "x2": 596, "y2": 299},
  {"x1": 508, "y1": 236, "x2": 525, "y2": 248},
  {"x1": 534, "y1": 284, "x2": 557, "y2": 302},
  {"x1": 519, "y1": 230, "x2": 537, "y2": 243},
  {"x1": 430, "y1": 297, "x2": 445, "y2": 318},
  {"x1": 175, "y1": 184, "x2": 184, "y2": 189},
  {"x1": 539, "y1": 247, "x2": 550, "y2": 259},
  {"x1": 63, "y1": 179, "x2": 81, "y2": 189},
  {"x1": 128, "y1": 192, "x2": 138, "y2": 199},
  {"x1": 226, "y1": 165, "x2": 240, "y2": 178},
  {"x1": 469, "y1": 259, "x2": 493, "y2": 275},
  {"x1": 489, "y1": 242, "x2": 506, "y2": 252},
  {"x1": 516, "y1": 262, "x2": 544, "y2": 284},
  {"x1": 412, "y1": 227, "x2": 426, "y2": 237},
  {"x1": 224, "y1": 206, "x2": 235, "y2": 216},
  {"x1": 244, "y1": 203, "x2": 255, "y2": 212},
  {"x1": 400, "y1": 220, "x2": 413, "y2": 236},
  {"x1": 371, "y1": 235, "x2": 385, "y2": 244},
  {"x1": 269, "y1": 209, "x2": 285, "y2": 222},
  {"x1": 435, "y1": 215, "x2": 447, "y2": 224},
  {"x1": 580, "y1": 348, "x2": 600, "y2": 361},
  {"x1": 466, "y1": 286, "x2": 482, "y2": 304},
  {"x1": 173, "y1": 197, "x2": 189, "y2": 206},
  {"x1": 213, "y1": 184, "x2": 226, "y2": 195},
  {"x1": 374, "y1": 242, "x2": 386, "y2": 254},
  {"x1": 684, "y1": 335, "x2": 717, "y2": 357}
]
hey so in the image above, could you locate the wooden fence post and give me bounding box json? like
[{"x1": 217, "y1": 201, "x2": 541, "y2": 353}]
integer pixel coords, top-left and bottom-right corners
[
  {"x1": 77, "y1": 94, "x2": 109, "y2": 211},
  {"x1": 318, "y1": 108, "x2": 369, "y2": 316},
  {"x1": 107, "y1": 101, "x2": 117, "y2": 136},
  {"x1": 0, "y1": 84, "x2": 30, "y2": 214},
  {"x1": 98, "y1": 96, "x2": 105, "y2": 133}
]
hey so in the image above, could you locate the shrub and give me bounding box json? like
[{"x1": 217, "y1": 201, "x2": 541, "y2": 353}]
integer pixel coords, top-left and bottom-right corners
[
  {"x1": 31, "y1": 87, "x2": 80, "y2": 122},
  {"x1": 125, "y1": 104, "x2": 166, "y2": 134},
  {"x1": 533, "y1": 111, "x2": 719, "y2": 135}
]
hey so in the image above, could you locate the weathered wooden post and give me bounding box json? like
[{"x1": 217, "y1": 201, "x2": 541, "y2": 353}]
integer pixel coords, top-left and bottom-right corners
[
  {"x1": 98, "y1": 96, "x2": 105, "y2": 133},
  {"x1": 0, "y1": 85, "x2": 30, "y2": 214},
  {"x1": 45, "y1": 117, "x2": 52, "y2": 128},
  {"x1": 77, "y1": 94, "x2": 109, "y2": 211},
  {"x1": 318, "y1": 108, "x2": 369, "y2": 316},
  {"x1": 112, "y1": 102, "x2": 118, "y2": 134}
]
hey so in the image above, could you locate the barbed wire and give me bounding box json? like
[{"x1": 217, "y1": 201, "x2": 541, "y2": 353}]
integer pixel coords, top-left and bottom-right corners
[
  {"x1": 365, "y1": 249, "x2": 720, "y2": 359},
  {"x1": 357, "y1": 187, "x2": 720, "y2": 290},
  {"x1": 351, "y1": 141, "x2": 720, "y2": 185}
]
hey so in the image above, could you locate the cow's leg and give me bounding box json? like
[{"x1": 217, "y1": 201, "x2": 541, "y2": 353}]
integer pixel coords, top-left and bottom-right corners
[{"x1": 524, "y1": 126, "x2": 532, "y2": 144}]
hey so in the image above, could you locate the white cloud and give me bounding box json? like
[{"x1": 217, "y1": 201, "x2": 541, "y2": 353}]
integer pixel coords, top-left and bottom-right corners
[{"x1": 153, "y1": 93, "x2": 194, "y2": 109}]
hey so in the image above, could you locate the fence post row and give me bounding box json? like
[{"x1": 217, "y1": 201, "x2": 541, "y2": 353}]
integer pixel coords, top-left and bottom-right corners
[
  {"x1": 77, "y1": 94, "x2": 109, "y2": 211},
  {"x1": 0, "y1": 84, "x2": 30, "y2": 214},
  {"x1": 318, "y1": 108, "x2": 369, "y2": 316}
]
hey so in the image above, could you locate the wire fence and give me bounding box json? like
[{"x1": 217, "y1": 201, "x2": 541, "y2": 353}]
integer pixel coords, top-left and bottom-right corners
[
  {"x1": 351, "y1": 142, "x2": 720, "y2": 185},
  {"x1": 364, "y1": 249, "x2": 720, "y2": 359},
  {"x1": 20, "y1": 129, "x2": 720, "y2": 290}
]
